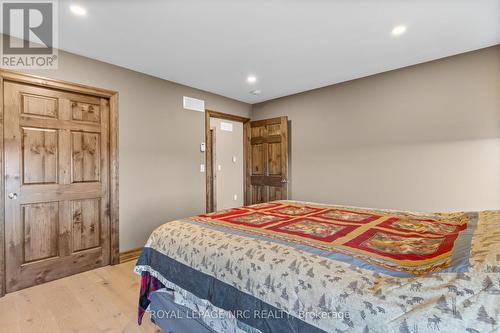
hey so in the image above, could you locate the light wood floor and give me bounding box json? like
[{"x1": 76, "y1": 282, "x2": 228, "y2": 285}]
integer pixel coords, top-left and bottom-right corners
[{"x1": 0, "y1": 261, "x2": 161, "y2": 333}]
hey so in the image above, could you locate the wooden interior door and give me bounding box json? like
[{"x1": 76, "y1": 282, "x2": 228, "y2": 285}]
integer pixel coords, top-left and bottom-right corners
[
  {"x1": 245, "y1": 116, "x2": 289, "y2": 204},
  {"x1": 4, "y1": 81, "x2": 110, "y2": 292}
]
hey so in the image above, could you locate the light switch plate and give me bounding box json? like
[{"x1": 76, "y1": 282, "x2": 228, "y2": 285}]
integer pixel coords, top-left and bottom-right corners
[
  {"x1": 232, "y1": 156, "x2": 237, "y2": 163},
  {"x1": 200, "y1": 164, "x2": 205, "y2": 173}
]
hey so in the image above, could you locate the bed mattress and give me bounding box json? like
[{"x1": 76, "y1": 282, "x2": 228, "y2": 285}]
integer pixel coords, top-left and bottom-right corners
[{"x1": 136, "y1": 200, "x2": 500, "y2": 332}]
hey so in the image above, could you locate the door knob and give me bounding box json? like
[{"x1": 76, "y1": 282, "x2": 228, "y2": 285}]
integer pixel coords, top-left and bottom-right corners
[
  {"x1": 281, "y1": 179, "x2": 289, "y2": 183},
  {"x1": 8, "y1": 193, "x2": 18, "y2": 200}
]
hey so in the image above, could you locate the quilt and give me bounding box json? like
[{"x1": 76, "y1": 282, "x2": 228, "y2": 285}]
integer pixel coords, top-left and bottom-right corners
[
  {"x1": 136, "y1": 200, "x2": 500, "y2": 333},
  {"x1": 196, "y1": 202, "x2": 470, "y2": 276}
]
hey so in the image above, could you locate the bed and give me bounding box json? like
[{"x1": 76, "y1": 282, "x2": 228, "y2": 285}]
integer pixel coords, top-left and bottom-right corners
[{"x1": 135, "y1": 200, "x2": 500, "y2": 333}]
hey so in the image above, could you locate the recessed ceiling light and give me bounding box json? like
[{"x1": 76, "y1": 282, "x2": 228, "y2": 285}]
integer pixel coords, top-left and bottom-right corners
[
  {"x1": 246, "y1": 75, "x2": 257, "y2": 84},
  {"x1": 392, "y1": 25, "x2": 407, "y2": 36},
  {"x1": 70, "y1": 4, "x2": 87, "y2": 16},
  {"x1": 250, "y1": 90, "x2": 261, "y2": 95}
]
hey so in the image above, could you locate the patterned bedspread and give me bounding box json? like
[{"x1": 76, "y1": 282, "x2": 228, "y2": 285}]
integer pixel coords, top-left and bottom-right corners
[{"x1": 135, "y1": 200, "x2": 500, "y2": 333}]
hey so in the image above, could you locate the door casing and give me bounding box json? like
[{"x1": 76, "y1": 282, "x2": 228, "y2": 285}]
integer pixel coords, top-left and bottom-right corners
[
  {"x1": 205, "y1": 110, "x2": 250, "y2": 213},
  {"x1": 205, "y1": 111, "x2": 290, "y2": 212},
  {"x1": 0, "y1": 69, "x2": 119, "y2": 297}
]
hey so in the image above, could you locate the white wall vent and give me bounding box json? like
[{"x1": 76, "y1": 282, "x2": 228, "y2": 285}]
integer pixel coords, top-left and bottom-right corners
[
  {"x1": 183, "y1": 96, "x2": 205, "y2": 112},
  {"x1": 220, "y1": 122, "x2": 233, "y2": 132}
]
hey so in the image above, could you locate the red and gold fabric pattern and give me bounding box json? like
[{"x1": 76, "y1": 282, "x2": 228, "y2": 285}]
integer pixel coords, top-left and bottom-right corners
[
  {"x1": 221, "y1": 212, "x2": 291, "y2": 227},
  {"x1": 197, "y1": 201, "x2": 470, "y2": 275},
  {"x1": 268, "y1": 218, "x2": 358, "y2": 242},
  {"x1": 310, "y1": 209, "x2": 380, "y2": 223}
]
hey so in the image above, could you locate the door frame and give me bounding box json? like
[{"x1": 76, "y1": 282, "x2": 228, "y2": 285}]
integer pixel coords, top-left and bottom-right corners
[
  {"x1": 208, "y1": 127, "x2": 217, "y2": 212},
  {"x1": 205, "y1": 110, "x2": 250, "y2": 213},
  {"x1": 0, "y1": 69, "x2": 120, "y2": 297}
]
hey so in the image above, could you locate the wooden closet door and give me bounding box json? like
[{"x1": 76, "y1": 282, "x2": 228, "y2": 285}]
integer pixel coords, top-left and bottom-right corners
[
  {"x1": 246, "y1": 116, "x2": 289, "y2": 204},
  {"x1": 4, "y1": 82, "x2": 110, "y2": 292}
]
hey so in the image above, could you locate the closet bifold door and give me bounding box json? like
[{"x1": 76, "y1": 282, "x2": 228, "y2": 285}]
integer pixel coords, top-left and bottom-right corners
[{"x1": 3, "y1": 81, "x2": 111, "y2": 292}]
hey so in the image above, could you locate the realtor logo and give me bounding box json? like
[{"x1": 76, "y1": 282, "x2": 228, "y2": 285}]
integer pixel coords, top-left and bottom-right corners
[{"x1": 1, "y1": 0, "x2": 58, "y2": 68}]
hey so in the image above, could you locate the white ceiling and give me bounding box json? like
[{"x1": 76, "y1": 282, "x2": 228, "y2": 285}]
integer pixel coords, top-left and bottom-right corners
[{"x1": 19, "y1": 1, "x2": 500, "y2": 103}]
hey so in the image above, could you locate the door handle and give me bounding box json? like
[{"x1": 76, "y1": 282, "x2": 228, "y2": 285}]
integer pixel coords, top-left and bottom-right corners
[
  {"x1": 280, "y1": 179, "x2": 289, "y2": 183},
  {"x1": 8, "y1": 192, "x2": 18, "y2": 200}
]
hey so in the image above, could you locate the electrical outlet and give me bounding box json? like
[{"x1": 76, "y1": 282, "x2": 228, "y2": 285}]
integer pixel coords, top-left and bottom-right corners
[{"x1": 233, "y1": 194, "x2": 238, "y2": 201}]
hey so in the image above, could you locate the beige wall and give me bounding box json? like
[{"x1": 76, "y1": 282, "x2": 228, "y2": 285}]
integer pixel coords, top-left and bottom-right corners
[
  {"x1": 11, "y1": 47, "x2": 251, "y2": 251},
  {"x1": 210, "y1": 118, "x2": 244, "y2": 210},
  {"x1": 252, "y1": 45, "x2": 500, "y2": 212},
  {"x1": 3, "y1": 34, "x2": 498, "y2": 249}
]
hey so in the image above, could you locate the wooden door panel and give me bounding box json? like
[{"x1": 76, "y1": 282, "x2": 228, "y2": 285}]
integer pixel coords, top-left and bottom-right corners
[
  {"x1": 251, "y1": 126, "x2": 266, "y2": 138},
  {"x1": 71, "y1": 131, "x2": 100, "y2": 182},
  {"x1": 267, "y1": 143, "x2": 281, "y2": 175},
  {"x1": 4, "y1": 81, "x2": 111, "y2": 292},
  {"x1": 13, "y1": 248, "x2": 104, "y2": 290},
  {"x1": 22, "y1": 202, "x2": 59, "y2": 263},
  {"x1": 19, "y1": 183, "x2": 102, "y2": 203},
  {"x1": 22, "y1": 94, "x2": 58, "y2": 118},
  {"x1": 251, "y1": 175, "x2": 282, "y2": 187},
  {"x1": 251, "y1": 185, "x2": 267, "y2": 204},
  {"x1": 72, "y1": 198, "x2": 101, "y2": 252},
  {"x1": 251, "y1": 144, "x2": 265, "y2": 175},
  {"x1": 20, "y1": 116, "x2": 101, "y2": 132},
  {"x1": 22, "y1": 128, "x2": 58, "y2": 184},
  {"x1": 246, "y1": 116, "x2": 288, "y2": 205},
  {"x1": 268, "y1": 186, "x2": 283, "y2": 201},
  {"x1": 72, "y1": 101, "x2": 100, "y2": 123},
  {"x1": 266, "y1": 124, "x2": 281, "y2": 136}
]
